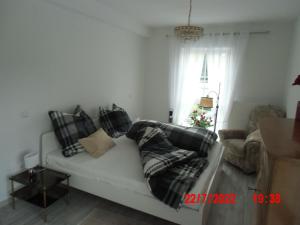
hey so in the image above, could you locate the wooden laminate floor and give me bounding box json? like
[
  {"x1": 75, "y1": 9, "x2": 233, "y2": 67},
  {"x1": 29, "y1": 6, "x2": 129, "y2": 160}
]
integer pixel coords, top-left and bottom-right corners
[{"x1": 0, "y1": 162, "x2": 256, "y2": 225}]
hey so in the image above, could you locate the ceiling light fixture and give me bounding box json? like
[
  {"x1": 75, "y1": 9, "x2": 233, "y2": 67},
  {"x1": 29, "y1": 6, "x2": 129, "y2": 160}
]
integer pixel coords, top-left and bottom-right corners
[{"x1": 175, "y1": 0, "x2": 203, "y2": 41}]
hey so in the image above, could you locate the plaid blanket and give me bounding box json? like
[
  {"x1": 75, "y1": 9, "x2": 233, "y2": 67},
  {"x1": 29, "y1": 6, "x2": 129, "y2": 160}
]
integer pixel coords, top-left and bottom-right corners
[
  {"x1": 133, "y1": 126, "x2": 212, "y2": 209},
  {"x1": 127, "y1": 120, "x2": 217, "y2": 157}
]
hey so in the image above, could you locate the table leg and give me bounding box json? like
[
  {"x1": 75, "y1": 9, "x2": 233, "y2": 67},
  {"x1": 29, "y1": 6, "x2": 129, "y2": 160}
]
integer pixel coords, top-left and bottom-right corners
[
  {"x1": 43, "y1": 188, "x2": 47, "y2": 222},
  {"x1": 11, "y1": 180, "x2": 15, "y2": 209},
  {"x1": 66, "y1": 177, "x2": 70, "y2": 204}
]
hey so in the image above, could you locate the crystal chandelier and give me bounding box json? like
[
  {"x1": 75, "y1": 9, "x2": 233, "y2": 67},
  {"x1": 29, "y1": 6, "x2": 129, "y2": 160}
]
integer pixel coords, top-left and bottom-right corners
[{"x1": 175, "y1": 0, "x2": 204, "y2": 41}]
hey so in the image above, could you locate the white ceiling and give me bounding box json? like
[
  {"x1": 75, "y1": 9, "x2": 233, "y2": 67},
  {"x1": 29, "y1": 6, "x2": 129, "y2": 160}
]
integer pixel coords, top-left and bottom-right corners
[{"x1": 97, "y1": 0, "x2": 300, "y2": 27}]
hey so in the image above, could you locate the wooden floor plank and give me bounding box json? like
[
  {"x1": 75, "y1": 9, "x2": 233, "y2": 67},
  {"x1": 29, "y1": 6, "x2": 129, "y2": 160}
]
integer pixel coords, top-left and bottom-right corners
[{"x1": 0, "y1": 162, "x2": 256, "y2": 225}]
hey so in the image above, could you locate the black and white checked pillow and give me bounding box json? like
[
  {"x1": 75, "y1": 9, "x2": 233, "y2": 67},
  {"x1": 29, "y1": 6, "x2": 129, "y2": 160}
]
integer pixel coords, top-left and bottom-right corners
[
  {"x1": 99, "y1": 104, "x2": 132, "y2": 138},
  {"x1": 48, "y1": 106, "x2": 97, "y2": 157}
]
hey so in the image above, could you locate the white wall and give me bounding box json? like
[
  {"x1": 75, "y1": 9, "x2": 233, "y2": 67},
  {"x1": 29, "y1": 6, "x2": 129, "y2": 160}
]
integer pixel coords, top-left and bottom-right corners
[
  {"x1": 0, "y1": 0, "x2": 145, "y2": 201},
  {"x1": 143, "y1": 22, "x2": 293, "y2": 125},
  {"x1": 143, "y1": 29, "x2": 170, "y2": 122},
  {"x1": 285, "y1": 16, "x2": 300, "y2": 118}
]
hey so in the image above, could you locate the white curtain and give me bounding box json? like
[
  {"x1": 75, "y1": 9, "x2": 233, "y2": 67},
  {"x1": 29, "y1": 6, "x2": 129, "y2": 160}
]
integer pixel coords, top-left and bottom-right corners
[
  {"x1": 169, "y1": 39, "x2": 205, "y2": 125},
  {"x1": 169, "y1": 33, "x2": 249, "y2": 129}
]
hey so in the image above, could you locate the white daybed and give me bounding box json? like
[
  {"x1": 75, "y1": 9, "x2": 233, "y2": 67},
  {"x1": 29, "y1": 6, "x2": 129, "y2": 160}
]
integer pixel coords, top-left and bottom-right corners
[{"x1": 41, "y1": 131, "x2": 224, "y2": 225}]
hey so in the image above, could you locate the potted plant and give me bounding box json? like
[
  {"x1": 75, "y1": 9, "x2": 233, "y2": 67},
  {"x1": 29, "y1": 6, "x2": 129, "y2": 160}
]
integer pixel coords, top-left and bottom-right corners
[{"x1": 189, "y1": 104, "x2": 213, "y2": 129}]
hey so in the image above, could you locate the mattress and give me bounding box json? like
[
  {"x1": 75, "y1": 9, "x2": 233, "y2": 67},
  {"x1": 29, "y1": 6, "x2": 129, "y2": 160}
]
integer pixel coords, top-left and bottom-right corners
[{"x1": 46, "y1": 136, "x2": 222, "y2": 210}]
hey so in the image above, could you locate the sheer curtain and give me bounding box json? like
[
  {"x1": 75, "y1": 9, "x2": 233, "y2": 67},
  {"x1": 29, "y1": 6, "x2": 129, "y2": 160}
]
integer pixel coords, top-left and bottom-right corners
[
  {"x1": 169, "y1": 39, "x2": 205, "y2": 125},
  {"x1": 169, "y1": 33, "x2": 249, "y2": 129}
]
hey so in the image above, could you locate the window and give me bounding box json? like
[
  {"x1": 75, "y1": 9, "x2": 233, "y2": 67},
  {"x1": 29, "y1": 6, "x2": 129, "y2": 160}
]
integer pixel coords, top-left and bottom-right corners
[
  {"x1": 200, "y1": 55, "x2": 208, "y2": 83},
  {"x1": 179, "y1": 47, "x2": 230, "y2": 127},
  {"x1": 170, "y1": 34, "x2": 249, "y2": 129}
]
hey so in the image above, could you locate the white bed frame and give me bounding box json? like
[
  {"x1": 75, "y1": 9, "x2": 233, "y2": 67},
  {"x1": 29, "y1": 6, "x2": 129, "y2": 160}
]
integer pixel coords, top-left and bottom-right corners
[{"x1": 41, "y1": 131, "x2": 224, "y2": 225}]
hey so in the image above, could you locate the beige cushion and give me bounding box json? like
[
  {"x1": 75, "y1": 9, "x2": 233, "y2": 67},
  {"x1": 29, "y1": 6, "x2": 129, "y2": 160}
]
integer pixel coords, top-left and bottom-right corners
[
  {"x1": 245, "y1": 129, "x2": 262, "y2": 144},
  {"x1": 222, "y1": 139, "x2": 245, "y2": 157},
  {"x1": 79, "y1": 129, "x2": 115, "y2": 158}
]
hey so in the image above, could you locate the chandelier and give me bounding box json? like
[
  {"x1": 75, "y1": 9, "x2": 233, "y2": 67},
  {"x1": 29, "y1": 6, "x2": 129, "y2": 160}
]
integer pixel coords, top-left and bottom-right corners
[{"x1": 175, "y1": 0, "x2": 204, "y2": 41}]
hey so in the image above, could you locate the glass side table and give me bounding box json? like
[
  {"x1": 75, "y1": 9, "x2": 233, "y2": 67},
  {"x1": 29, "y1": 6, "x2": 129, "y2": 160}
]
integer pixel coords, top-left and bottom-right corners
[{"x1": 9, "y1": 166, "x2": 70, "y2": 222}]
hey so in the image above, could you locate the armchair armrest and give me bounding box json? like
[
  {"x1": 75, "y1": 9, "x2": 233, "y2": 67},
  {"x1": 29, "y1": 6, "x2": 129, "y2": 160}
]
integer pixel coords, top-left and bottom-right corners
[
  {"x1": 218, "y1": 129, "x2": 247, "y2": 141},
  {"x1": 243, "y1": 129, "x2": 262, "y2": 172}
]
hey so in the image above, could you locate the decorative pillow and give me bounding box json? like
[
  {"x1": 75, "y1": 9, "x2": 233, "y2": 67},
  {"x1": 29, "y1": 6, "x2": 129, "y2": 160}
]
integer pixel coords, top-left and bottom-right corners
[
  {"x1": 73, "y1": 105, "x2": 98, "y2": 137},
  {"x1": 79, "y1": 129, "x2": 115, "y2": 158},
  {"x1": 48, "y1": 106, "x2": 97, "y2": 157},
  {"x1": 99, "y1": 103, "x2": 132, "y2": 138}
]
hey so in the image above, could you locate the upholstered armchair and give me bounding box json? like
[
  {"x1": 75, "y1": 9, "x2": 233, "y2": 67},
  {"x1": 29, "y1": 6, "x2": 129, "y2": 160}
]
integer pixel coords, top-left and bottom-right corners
[{"x1": 218, "y1": 105, "x2": 286, "y2": 173}]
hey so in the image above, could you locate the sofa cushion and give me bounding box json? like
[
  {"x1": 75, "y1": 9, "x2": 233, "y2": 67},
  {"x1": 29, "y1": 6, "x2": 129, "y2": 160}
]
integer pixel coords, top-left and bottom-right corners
[
  {"x1": 222, "y1": 139, "x2": 245, "y2": 158},
  {"x1": 245, "y1": 129, "x2": 262, "y2": 144}
]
